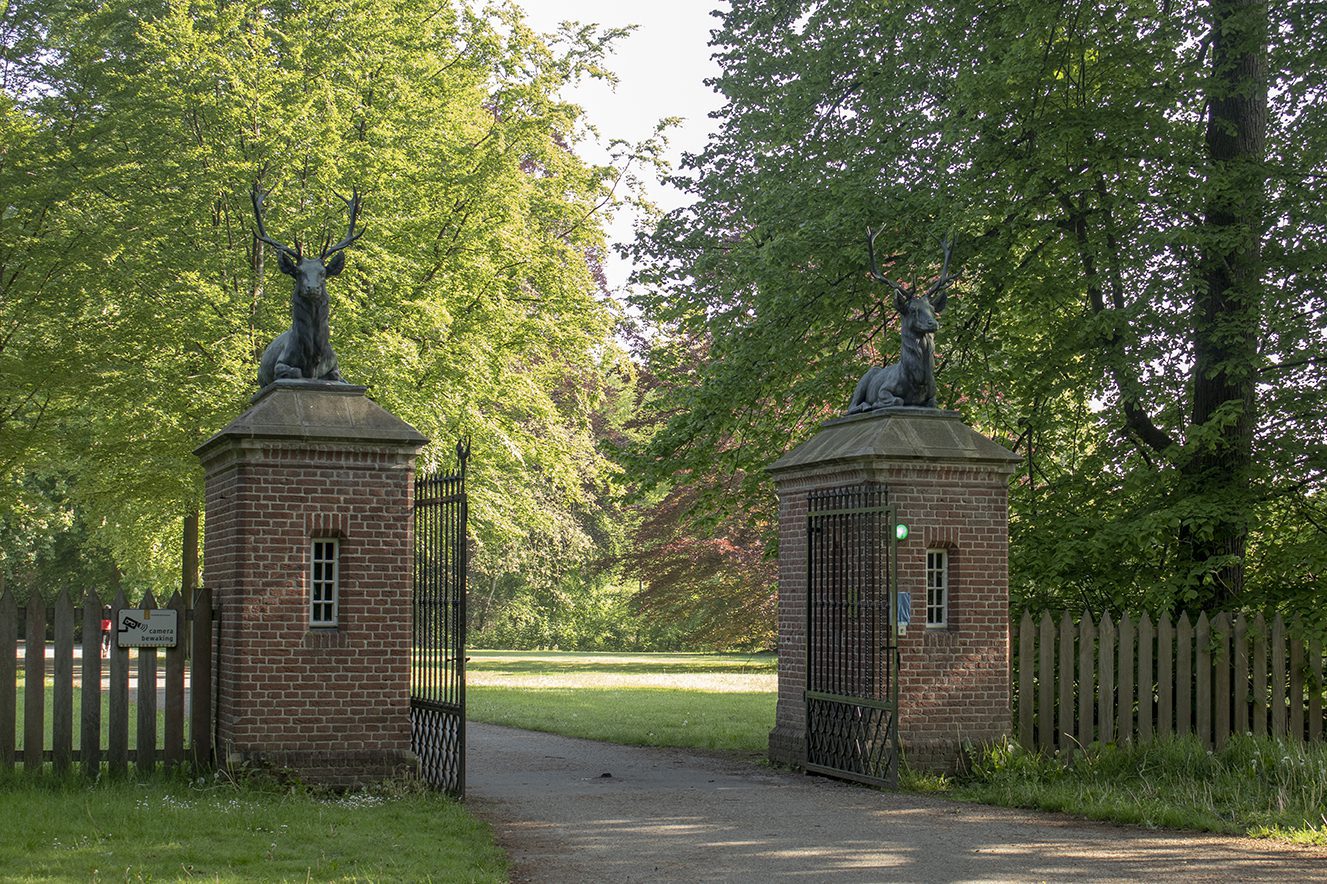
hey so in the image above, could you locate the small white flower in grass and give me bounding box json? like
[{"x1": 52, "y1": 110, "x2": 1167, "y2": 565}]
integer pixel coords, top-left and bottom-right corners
[{"x1": 334, "y1": 792, "x2": 385, "y2": 809}]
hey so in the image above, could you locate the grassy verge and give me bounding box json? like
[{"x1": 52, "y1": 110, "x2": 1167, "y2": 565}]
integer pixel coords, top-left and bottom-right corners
[
  {"x1": 0, "y1": 772, "x2": 506, "y2": 881},
  {"x1": 932, "y1": 735, "x2": 1327, "y2": 846},
  {"x1": 466, "y1": 650, "x2": 776, "y2": 753}
]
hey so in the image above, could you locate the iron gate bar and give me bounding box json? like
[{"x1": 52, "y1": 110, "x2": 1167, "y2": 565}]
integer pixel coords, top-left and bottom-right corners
[
  {"x1": 805, "y1": 690, "x2": 895, "y2": 712},
  {"x1": 804, "y1": 483, "x2": 899, "y2": 788},
  {"x1": 410, "y1": 440, "x2": 468, "y2": 797}
]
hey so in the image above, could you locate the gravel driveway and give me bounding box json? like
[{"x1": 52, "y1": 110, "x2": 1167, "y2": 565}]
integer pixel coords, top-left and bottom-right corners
[{"x1": 467, "y1": 722, "x2": 1327, "y2": 883}]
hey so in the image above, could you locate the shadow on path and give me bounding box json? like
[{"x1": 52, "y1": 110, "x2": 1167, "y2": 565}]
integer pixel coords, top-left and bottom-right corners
[{"x1": 468, "y1": 723, "x2": 1327, "y2": 883}]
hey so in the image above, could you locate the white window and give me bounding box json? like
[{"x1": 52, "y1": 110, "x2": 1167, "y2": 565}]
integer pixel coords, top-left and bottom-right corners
[
  {"x1": 310, "y1": 539, "x2": 340, "y2": 627},
  {"x1": 926, "y1": 549, "x2": 948, "y2": 627}
]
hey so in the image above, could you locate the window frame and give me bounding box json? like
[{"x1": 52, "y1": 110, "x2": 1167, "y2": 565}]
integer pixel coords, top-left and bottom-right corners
[
  {"x1": 925, "y1": 548, "x2": 949, "y2": 628},
  {"x1": 310, "y1": 538, "x2": 340, "y2": 628}
]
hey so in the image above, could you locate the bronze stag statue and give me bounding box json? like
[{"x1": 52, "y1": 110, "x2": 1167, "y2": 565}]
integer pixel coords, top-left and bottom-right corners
[
  {"x1": 847, "y1": 232, "x2": 958, "y2": 413},
  {"x1": 251, "y1": 183, "x2": 363, "y2": 388}
]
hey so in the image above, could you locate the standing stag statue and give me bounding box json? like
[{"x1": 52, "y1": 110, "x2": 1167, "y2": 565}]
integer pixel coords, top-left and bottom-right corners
[
  {"x1": 847, "y1": 231, "x2": 958, "y2": 413},
  {"x1": 252, "y1": 183, "x2": 363, "y2": 388}
]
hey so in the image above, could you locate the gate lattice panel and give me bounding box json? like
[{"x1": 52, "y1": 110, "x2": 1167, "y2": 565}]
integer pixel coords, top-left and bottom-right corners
[
  {"x1": 805, "y1": 483, "x2": 899, "y2": 787},
  {"x1": 411, "y1": 442, "x2": 469, "y2": 796}
]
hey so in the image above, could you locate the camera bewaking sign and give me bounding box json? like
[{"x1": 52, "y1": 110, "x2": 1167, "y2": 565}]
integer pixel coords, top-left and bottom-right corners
[{"x1": 116, "y1": 608, "x2": 179, "y2": 648}]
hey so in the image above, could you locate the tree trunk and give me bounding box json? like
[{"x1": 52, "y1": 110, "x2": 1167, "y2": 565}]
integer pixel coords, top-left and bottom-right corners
[{"x1": 1189, "y1": 0, "x2": 1268, "y2": 606}]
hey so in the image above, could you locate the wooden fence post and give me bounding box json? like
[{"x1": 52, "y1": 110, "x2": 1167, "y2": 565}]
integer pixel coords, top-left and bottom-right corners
[
  {"x1": 1196, "y1": 612, "x2": 1211, "y2": 746},
  {"x1": 1078, "y1": 611, "x2": 1095, "y2": 748},
  {"x1": 52, "y1": 590, "x2": 75, "y2": 773},
  {"x1": 1252, "y1": 613, "x2": 1268, "y2": 737},
  {"x1": 136, "y1": 591, "x2": 159, "y2": 775},
  {"x1": 1099, "y1": 613, "x2": 1115, "y2": 744},
  {"x1": 1271, "y1": 615, "x2": 1287, "y2": 738},
  {"x1": 1018, "y1": 611, "x2": 1034, "y2": 749},
  {"x1": 1058, "y1": 611, "x2": 1074, "y2": 753},
  {"x1": 165, "y1": 592, "x2": 186, "y2": 769},
  {"x1": 1214, "y1": 613, "x2": 1231, "y2": 749},
  {"x1": 24, "y1": 598, "x2": 46, "y2": 771},
  {"x1": 1138, "y1": 613, "x2": 1154, "y2": 742},
  {"x1": 1038, "y1": 611, "x2": 1054, "y2": 753},
  {"x1": 0, "y1": 590, "x2": 15, "y2": 770},
  {"x1": 108, "y1": 588, "x2": 130, "y2": 775},
  {"x1": 1158, "y1": 613, "x2": 1174, "y2": 737},
  {"x1": 1118, "y1": 614, "x2": 1135, "y2": 744},
  {"x1": 81, "y1": 591, "x2": 103, "y2": 777},
  {"x1": 1233, "y1": 613, "x2": 1249, "y2": 736},
  {"x1": 1176, "y1": 613, "x2": 1192, "y2": 738},
  {"x1": 1289, "y1": 625, "x2": 1305, "y2": 742},
  {"x1": 1311, "y1": 637, "x2": 1321, "y2": 737}
]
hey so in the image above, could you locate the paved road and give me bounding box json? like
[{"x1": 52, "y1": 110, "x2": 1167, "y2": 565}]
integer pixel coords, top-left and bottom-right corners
[{"x1": 467, "y1": 723, "x2": 1327, "y2": 883}]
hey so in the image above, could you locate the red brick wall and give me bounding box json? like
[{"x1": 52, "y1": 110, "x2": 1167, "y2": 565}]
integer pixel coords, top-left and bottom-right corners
[
  {"x1": 770, "y1": 460, "x2": 1013, "y2": 770},
  {"x1": 200, "y1": 438, "x2": 418, "y2": 772}
]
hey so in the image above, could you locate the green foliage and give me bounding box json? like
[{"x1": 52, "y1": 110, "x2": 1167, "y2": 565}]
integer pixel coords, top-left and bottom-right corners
[
  {"x1": 952, "y1": 735, "x2": 1327, "y2": 844},
  {"x1": 0, "y1": 0, "x2": 638, "y2": 596},
  {"x1": 470, "y1": 572, "x2": 691, "y2": 651},
  {"x1": 629, "y1": 0, "x2": 1327, "y2": 616},
  {"x1": 619, "y1": 479, "x2": 776, "y2": 651},
  {"x1": 0, "y1": 473, "x2": 123, "y2": 603}
]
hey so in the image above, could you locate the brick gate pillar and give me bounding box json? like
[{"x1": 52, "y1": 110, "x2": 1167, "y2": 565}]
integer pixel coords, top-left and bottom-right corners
[
  {"x1": 766, "y1": 408, "x2": 1020, "y2": 771},
  {"x1": 195, "y1": 380, "x2": 428, "y2": 786}
]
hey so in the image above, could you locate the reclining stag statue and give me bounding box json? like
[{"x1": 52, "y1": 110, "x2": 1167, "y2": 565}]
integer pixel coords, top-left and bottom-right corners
[
  {"x1": 251, "y1": 183, "x2": 363, "y2": 388},
  {"x1": 847, "y1": 231, "x2": 958, "y2": 414}
]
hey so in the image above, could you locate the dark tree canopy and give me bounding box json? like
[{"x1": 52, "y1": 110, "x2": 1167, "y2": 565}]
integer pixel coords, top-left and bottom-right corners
[{"x1": 630, "y1": 0, "x2": 1327, "y2": 622}]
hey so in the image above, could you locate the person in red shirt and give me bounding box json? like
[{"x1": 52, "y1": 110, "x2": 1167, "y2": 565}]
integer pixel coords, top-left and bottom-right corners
[{"x1": 100, "y1": 605, "x2": 112, "y2": 656}]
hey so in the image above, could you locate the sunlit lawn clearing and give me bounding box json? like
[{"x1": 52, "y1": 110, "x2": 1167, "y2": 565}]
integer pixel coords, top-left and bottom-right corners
[
  {"x1": 467, "y1": 649, "x2": 776, "y2": 690},
  {"x1": 0, "y1": 774, "x2": 506, "y2": 882},
  {"x1": 465, "y1": 650, "x2": 776, "y2": 753}
]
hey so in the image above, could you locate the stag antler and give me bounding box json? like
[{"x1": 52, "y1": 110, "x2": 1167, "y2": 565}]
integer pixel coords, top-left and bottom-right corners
[
  {"x1": 866, "y1": 225, "x2": 910, "y2": 298},
  {"x1": 923, "y1": 237, "x2": 959, "y2": 298},
  {"x1": 251, "y1": 183, "x2": 300, "y2": 260},
  {"x1": 321, "y1": 188, "x2": 364, "y2": 259}
]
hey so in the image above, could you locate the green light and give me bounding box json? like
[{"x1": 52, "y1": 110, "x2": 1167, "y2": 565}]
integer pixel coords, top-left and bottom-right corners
[{"x1": 895, "y1": 523, "x2": 909, "y2": 541}]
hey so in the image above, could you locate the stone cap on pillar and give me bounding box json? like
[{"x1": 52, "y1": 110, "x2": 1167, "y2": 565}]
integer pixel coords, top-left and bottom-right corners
[
  {"x1": 767, "y1": 407, "x2": 1019, "y2": 480},
  {"x1": 194, "y1": 380, "x2": 429, "y2": 460}
]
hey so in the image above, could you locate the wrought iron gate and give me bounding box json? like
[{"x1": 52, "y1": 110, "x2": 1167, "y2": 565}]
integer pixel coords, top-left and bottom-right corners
[
  {"x1": 805, "y1": 483, "x2": 900, "y2": 787},
  {"x1": 410, "y1": 441, "x2": 469, "y2": 796}
]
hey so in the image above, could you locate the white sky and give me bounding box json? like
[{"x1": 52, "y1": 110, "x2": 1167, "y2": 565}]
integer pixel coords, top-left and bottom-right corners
[{"x1": 520, "y1": 1, "x2": 726, "y2": 290}]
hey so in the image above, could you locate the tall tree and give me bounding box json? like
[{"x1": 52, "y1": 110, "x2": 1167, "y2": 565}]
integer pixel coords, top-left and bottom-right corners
[
  {"x1": 0, "y1": 0, "x2": 635, "y2": 592},
  {"x1": 1187, "y1": 0, "x2": 1267, "y2": 602},
  {"x1": 631, "y1": 0, "x2": 1327, "y2": 616}
]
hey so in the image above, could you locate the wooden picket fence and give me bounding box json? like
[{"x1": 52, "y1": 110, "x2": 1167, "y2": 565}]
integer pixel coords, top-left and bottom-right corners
[
  {"x1": 1, "y1": 587, "x2": 215, "y2": 775},
  {"x1": 1013, "y1": 610, "x2": 1326, "y2": 752}
]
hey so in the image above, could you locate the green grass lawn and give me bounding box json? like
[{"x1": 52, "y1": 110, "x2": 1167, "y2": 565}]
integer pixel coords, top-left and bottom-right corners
[
  {"x1": 465, "y1": 650, "x2": 776, "y2": 753},
  {"x1": 0, "y1": 774, "x2": 506, "y2": 881}
]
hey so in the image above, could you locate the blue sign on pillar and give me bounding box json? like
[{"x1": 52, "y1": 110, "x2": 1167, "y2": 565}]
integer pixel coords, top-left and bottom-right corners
[{"x1": 897, "y1": 592, "x2": 912, "y2": 634}]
